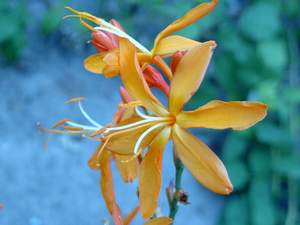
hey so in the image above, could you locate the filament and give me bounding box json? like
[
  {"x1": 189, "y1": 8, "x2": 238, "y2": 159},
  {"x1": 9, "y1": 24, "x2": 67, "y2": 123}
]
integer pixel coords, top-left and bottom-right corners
[
  {"x1": 66, "y1": 121, "x2": 99, "y2": 131},
  {"x1": 135, "y1": 107, "x2": 159, "y2": 120},
  {"x1": 103, "y1": 116, "x2": 166, "y2": 134},
  {"x1": 78, "y1": 101, "x2": 103, "y2": 128},
  {"x1": 133, "y1": 123, "x2": 166, "y2": 154}
]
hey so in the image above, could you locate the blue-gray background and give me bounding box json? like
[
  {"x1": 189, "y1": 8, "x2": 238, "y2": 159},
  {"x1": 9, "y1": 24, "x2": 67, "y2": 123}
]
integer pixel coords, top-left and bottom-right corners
[{"x1": 1, "y1": 0, "x2": 299, "y2": 225}]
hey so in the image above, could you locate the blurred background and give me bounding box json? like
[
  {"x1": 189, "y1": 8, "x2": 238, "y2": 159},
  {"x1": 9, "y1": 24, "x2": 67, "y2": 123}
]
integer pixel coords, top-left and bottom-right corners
[{"x1": 0, "y1": 0, "x2": 299, "y2": 224}]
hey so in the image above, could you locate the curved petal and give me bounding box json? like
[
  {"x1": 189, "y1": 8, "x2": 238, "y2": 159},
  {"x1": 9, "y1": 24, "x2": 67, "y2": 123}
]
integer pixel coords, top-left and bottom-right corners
[
  {"x1": 172, "y1": 124, "x2": 233, "y2": 195},
  {"x1": 153, "y1": 0, "x2": 218, "y2": 50},
  {"x1": 124, "y1": 207, "x2": 139, "y2": 225},
  {"x1": 119, "y1": 38, "x2": 168, "y2": 116},
  {"x1": 99, "y1": 151, "x2": 116, "y2": 213},
  {"x1": 143, "y1": 217, "x2": 172, "y2": 225},
  {"x1": 88, "y1": 143, "x2": 105, "y2": 169},
  {"x1": 177, "y1": 101, "x2": 268, "y2": 130},
  {"x1": 104, "y1": 122, "x2": 165, "y2": 155},
  {"x1": 139, "y1": 127, "x2": 171, "y2": 218},
  {"x1": 154, "y1": 35, "x2": 202, "y2": 56},
  {"x1": 112, "y1": 203, "x2": 123, "y2": 225},
  {"x1": 169, "y1": 41, "x2": 216, "y2": 114},
  {"x1": 84, "y1": 53, "x2": 106, "y2": 74},
  {"x1": 102, "y1": 50, "x2": 120, "y2": 77},
  {"x1": 114, "y1": 155, "x2": 138, "y2": 182}
]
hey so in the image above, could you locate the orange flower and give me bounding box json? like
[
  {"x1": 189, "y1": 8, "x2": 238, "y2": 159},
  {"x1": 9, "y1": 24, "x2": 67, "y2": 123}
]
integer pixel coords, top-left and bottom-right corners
[
  {"x1": 54, "y1": 38, "x2": 267, "y2": 218},
  {"x1": 65, "y1": 0, "x2": 219, "y2": 78},
  {"x1": 104, "y1": 38, "x2": 266, "y2": 218}
]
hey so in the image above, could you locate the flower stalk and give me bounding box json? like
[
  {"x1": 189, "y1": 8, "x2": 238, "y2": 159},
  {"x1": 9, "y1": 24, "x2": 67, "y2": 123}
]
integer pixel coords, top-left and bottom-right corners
[{"x1": 169, "y1": 153, "x2": 184, "y2": 221}]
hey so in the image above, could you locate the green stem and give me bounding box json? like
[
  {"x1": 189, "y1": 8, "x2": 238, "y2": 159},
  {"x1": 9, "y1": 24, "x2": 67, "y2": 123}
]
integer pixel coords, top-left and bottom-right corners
[{"x1": 169, "y1": 156, "x2": 184, "y2": 222}]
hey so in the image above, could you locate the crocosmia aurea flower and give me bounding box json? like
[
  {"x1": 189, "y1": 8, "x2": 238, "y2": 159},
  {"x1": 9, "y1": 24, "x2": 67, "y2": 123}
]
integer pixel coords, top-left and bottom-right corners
[
  {"x1": 46, "y1": 0, "x2": 268, "y2": 223},
  {"x1": 113, "y1": 39, "x2": 266, "y2": 217},
  {"x1": 65, "y1": 0, "x2": 219, "y2": 80}
]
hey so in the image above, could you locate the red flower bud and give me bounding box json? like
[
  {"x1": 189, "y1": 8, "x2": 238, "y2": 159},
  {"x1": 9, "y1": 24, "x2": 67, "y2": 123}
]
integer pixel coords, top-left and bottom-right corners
[
  {"x1": 170, "y1": 51, "x2": 185, "y2": 74},
  {"x1": 92, "y1": 31, "x2": 116, "y2": 52},
  {"x1": 119, "y1": 86, "x2": 132, "y2": 103},
  {"x1": 143, "y1": 65, "x2": 170, "y2": 96}
]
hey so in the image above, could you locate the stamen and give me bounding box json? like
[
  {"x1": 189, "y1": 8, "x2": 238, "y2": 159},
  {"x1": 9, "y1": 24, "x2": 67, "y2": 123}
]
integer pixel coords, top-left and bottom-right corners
[
  {"x1": 135, "y1": 107, "x2": 159, "y2": 120},
  {"x1": 37, "y1": 123, "x2": 88, "y2": 135},
  {"x1": 103, "y1": 116, "x2": 166, "y2": 134},
  {"x1": 90, "y1": 125, "x2": 112, "y2": 137},
  {"x1": 62, "y1": 126, "x2": 83, "y2": 131},
  {"x1": 79, "y1": 18, "x2": 97, "y2": 32},
  {"x1": 65, "y1": 6, "x2": 151, "y2": 54},
  {"x1": 78, "y1": 101, "x2": 103, "y2": 128},
  {"x1": 52, "y1": 118, "x2": 71, "y2": 128},
  {"x1": 133, "y1": 123, "x2": 167, "y2": 154},
  {"x1": 65, "y1": 121, "x2": 99, "y2": 131}
]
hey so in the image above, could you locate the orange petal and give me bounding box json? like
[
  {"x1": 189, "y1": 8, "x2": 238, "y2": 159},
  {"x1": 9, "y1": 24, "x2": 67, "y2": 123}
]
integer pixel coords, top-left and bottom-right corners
[
  {"x1": 112, "y1": 203, "x2": 124, "y2": 225},
  {"x1": 104, "y1": 122, "x2": 165, "y2": 155},
  {"x1": 153, "y1": 0, "x2": 218, "y2": 50},
  {"x1": 84, "y1": 53, "x2": 106, "y2": 74},
  {"x1": 102, "y1": 50, "x2": 120, "y2": 77},
  {"x1": 169, "y1": 41, "x2": 216, "y2": 114},
  {"x1": 103, "y1": 65, "x2": 120, "y2": 77},
  {"x1": 177, "y1": 101, "x2": 268, "y2": 130},
  {"x1": 139, "y1": 127, "x2": 171, "y2": 218},
  {"x1": 99, "y1": 151, "x2": 116, "y2": 213},
  {"x1": 119, "y1": 38, "x2": 169, "y2": 116},
  {"x1": 88, "y1": 143, "x2": 105, "y2": 169},
  {"x1": 143, "y1": 217, "x2": 173, "y2": 225},
  {"x1": 124, "y1": 207, "x2": 139, "y2": 225},
  {"x1": 115, "y1": 155, "x2": 138, "y2": 182},
  {"x1": 172, "y1": 124, "x2": 233, "y2": 195},
  {"x1": 154, "y1": 35, "x2": 202, "y2": 56}
]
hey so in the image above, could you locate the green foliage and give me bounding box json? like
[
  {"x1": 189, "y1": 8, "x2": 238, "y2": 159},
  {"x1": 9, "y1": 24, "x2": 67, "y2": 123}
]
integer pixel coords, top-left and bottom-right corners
[
  {"x1": 41, "y1": 6, "x2": 65, "y2": 35},
  {"x1": 249, "y1": 179, "x2": 277, "y2": 225},
  {"x1": 0, "y1": 0, "x2": 27, "y2": 61},
  {"x1": 212, "y1": 0, "x2": 300, "y2": 224},
  {"x1": 238, "y1": 2, "x2": 281, "y2": 41},
  {"x1": 223, "y1": 196, "x2": 249, "y2": 225},
  {"x1": 257, "y1": 39, "x2": 288, "y2": 72}
]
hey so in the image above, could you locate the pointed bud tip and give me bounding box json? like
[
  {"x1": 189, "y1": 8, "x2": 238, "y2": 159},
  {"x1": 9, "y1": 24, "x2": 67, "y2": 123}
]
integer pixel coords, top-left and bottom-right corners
[
  {"x1": 207, "y1": 40, "x2": 217, "y2": 49},
  {"x1": 224, "y1": 185, "x2": 234, "y2": 195}
]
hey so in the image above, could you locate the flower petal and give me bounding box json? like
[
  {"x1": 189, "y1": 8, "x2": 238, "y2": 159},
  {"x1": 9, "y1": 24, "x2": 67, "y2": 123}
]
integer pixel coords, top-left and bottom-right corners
[
  {"x1": 169, "y1": 41, "x2": 216, "y2": 114},
  {"x1": 88, "y1": 143, "x2": 105, "y2": 169},
  {"x1": 143, "y1": 217, "x2": 172, "y2": 225},
  {"x1": 84, "y1": 53, "x2": 106, "y2": 74},
  {"x1": 119, "y1": 38, "x2": 169, "y2": 116},
  {"x1": 177, "y1": 101, "x2": 268, "y2": 130},
  {"x1": 114, "y1": 155, "x2": 138, "y2": 182},
  {"x1": 172, "y1": 124, "x2": 233, "y2": 195},
  {"x1": 139, "y1": 127, "x2": 171, "y2": 218},
  {"x1": 99, "y1": 151, "x2": 116, "y2": 213},
  {"x1": 124, "y1": 207, "x2": 139, "y2": 225},
  {"x1": 112, "y1": 203, "x2": 123, "y2": 225},
  {"x1": 104, "y1": 122, "x2": 165, "y2": 155},
  {"x1": 153, "y1": 0, "x2": 218, "y2": 50},
  {"x1": 154, "y1": 35, "x2": 202, "y2": 56}
]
